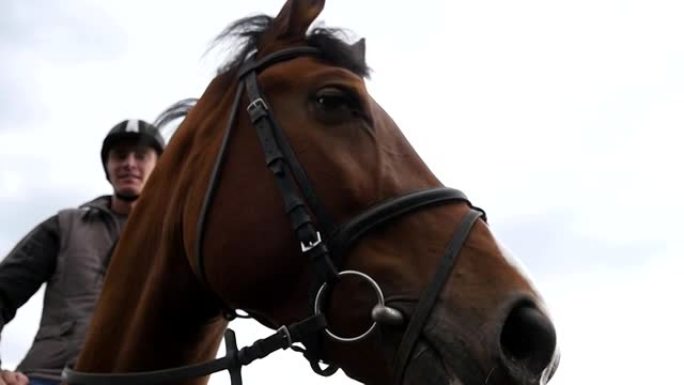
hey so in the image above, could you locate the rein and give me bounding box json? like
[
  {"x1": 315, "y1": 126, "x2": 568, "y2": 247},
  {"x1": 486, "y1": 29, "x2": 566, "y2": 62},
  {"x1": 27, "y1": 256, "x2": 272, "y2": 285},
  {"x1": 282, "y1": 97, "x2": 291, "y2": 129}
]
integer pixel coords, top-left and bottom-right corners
[{"x1": 63, "y1": 46, "x2": 486, "y2": 385}]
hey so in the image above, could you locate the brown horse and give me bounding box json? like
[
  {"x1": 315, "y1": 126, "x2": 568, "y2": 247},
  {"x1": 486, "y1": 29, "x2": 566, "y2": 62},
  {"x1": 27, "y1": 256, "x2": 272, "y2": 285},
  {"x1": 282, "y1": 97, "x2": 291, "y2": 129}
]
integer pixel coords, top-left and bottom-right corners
[{"x1": 71, "y1": 1, "x2": 559, "y2": 384}]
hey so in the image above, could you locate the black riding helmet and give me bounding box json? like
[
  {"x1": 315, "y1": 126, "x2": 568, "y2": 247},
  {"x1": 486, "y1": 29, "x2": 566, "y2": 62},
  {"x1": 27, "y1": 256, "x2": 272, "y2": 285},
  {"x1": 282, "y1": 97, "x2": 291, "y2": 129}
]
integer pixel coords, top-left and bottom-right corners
[{"x1": 100, "y1": 119, "x2": 165, "y2": 180}]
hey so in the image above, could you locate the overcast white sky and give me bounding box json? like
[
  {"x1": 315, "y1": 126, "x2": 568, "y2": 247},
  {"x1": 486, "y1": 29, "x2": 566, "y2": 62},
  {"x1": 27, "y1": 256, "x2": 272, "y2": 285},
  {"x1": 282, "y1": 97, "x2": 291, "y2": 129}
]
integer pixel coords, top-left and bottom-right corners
[{"x1": 1, "y1": 1, "x2": 683, "y2": 384}]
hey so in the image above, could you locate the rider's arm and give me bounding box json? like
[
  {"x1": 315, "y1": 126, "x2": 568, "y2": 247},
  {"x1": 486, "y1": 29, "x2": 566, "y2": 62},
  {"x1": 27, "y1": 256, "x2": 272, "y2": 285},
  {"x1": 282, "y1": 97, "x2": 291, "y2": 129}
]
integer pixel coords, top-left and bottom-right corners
[{"x1": 0, "y1": 215, "x2": 60, "y2": 366}]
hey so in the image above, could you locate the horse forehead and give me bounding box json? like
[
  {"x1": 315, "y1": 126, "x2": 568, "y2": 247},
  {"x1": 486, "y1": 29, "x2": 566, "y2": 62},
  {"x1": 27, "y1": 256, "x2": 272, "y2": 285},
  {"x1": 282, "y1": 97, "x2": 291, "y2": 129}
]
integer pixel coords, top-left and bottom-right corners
[{"x1": 262, "y1": 57, "x2": 366, "y2": 89}]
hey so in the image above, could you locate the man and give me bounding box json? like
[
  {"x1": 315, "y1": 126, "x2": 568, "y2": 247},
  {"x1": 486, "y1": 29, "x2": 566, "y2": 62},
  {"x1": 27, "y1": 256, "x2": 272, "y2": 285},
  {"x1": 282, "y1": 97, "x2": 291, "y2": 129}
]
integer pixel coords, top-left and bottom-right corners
[{"x1": 0, "y1": 120, "x2": 165, "y2": 385}]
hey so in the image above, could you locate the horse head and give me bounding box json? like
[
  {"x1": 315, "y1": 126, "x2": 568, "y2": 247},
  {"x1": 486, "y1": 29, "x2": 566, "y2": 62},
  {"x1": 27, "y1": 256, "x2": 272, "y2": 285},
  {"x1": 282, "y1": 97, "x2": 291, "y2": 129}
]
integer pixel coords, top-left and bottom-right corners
[{"x1": 74, "y1": 1, "x2": 559, "y2": 384}]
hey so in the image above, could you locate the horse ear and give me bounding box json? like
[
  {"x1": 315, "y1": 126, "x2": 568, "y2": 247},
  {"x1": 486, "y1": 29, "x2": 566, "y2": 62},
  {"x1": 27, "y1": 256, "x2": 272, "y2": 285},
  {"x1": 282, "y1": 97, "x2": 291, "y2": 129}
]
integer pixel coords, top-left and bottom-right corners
[
  {"x1": 270, "y1": 0, "x2": 325, "y2": 41},
  {"x1": 349, "y1": 38, "x2": 366, "y2": 64}
]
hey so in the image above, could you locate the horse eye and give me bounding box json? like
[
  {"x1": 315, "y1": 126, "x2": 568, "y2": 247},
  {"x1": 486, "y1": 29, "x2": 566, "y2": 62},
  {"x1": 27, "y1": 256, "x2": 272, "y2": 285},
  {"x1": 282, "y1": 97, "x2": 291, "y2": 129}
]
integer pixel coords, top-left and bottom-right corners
[{"x1": 314, "y1": 88, "x2": 359, "y2": 112}]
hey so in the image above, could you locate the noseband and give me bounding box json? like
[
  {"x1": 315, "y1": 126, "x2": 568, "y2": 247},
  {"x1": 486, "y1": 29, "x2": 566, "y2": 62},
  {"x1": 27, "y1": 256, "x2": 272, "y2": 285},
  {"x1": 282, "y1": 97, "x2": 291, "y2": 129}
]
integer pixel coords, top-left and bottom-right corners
[{"x1": 63, "y1": 47, "x2": 486, "y2": 385}]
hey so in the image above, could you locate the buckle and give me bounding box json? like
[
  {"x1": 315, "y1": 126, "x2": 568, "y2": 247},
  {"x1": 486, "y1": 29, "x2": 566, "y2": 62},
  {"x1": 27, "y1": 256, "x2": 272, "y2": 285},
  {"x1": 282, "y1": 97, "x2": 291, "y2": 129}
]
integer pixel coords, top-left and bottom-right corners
[
  {"x1": 247, "y1": 98, "x2": 268, "y2": 115},
  {"x1": 300, "y1": 231, "x2": 322, "y2": 252}
]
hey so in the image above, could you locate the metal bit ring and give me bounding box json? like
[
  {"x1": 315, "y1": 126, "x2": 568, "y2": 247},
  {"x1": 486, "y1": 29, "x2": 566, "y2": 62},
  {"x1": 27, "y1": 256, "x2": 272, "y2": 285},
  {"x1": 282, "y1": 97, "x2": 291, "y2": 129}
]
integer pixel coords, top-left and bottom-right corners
[{"x1": 313, "y1": 270, "x2": 385, "y2": 343}]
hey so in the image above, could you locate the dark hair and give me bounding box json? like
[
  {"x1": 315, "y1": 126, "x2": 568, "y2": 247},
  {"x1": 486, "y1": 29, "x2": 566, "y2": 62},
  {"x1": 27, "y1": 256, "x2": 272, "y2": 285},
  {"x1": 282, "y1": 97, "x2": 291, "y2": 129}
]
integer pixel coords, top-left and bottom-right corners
[{"x1": 209, "y1": 15, "x2": 370, "y2": 77}]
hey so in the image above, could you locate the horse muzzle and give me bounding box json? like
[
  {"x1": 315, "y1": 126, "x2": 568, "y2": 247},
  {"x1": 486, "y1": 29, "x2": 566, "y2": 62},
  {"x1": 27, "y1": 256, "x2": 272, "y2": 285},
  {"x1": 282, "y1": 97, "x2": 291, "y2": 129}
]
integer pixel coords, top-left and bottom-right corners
[{"x1": 396, "y1": 298, "x2": 559, "y2": 385}]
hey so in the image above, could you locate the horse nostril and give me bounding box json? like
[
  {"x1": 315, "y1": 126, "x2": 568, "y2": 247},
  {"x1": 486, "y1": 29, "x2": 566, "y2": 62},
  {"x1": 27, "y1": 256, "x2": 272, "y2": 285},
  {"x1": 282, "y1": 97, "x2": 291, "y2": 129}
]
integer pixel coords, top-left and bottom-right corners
[{"x1": 499, "y1": 304, "x2": 557, "y2": 376}]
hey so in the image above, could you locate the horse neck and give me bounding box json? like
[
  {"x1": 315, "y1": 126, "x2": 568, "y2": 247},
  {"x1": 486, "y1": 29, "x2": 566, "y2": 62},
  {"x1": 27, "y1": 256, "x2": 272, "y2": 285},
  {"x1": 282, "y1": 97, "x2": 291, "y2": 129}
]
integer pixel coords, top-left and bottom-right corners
[{"x1": 75, "y1": 85, "x2": 232, "y2": 375}]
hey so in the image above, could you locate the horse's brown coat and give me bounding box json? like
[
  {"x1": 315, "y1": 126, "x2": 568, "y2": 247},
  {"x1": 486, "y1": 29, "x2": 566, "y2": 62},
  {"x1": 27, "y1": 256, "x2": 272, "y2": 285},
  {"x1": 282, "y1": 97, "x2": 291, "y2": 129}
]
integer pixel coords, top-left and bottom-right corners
[{"x1": 75, "y1": 1, "x2": 558, "y2": 384}]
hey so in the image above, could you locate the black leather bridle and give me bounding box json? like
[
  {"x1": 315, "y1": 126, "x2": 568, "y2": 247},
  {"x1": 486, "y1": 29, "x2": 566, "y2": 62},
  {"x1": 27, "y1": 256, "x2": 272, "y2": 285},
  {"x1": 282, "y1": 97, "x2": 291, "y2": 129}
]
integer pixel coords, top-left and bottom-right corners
[{"x1": 63, "y1": 46, "x2": 486, "y2": 385}]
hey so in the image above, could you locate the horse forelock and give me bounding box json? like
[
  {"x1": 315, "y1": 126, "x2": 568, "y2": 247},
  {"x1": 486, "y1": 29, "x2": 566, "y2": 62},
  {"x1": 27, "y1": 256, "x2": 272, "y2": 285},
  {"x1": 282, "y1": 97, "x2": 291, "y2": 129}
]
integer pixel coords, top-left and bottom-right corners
[{"x1": 209, "y1": 15, "x2": 370, "y2": 78}]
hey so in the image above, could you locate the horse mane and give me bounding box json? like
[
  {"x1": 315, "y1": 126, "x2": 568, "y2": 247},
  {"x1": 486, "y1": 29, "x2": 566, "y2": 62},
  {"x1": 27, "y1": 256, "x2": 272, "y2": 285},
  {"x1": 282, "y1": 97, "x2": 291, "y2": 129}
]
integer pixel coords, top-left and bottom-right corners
[
  {"x1": 210, "y1": 14, "x2": 370, "y2": 77},
  {"x1": 153, "y1": 97, "x2": 198, "y2": 139}
]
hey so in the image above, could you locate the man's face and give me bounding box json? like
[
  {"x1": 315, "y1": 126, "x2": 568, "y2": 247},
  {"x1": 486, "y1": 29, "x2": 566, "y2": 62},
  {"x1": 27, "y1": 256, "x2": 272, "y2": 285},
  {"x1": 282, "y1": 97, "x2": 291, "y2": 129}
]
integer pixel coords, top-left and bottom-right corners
[{"x1": 106, "y1": 141, "x2": 158, "y2": 199}]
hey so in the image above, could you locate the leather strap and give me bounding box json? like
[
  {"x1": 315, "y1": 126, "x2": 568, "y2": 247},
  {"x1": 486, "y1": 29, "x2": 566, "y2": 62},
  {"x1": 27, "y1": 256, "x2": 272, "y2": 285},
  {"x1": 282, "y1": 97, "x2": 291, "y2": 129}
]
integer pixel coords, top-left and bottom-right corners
[
  {"x1": 238, "y1": 47, "x2": 321, "y2": 79},
  {"x1": 63, "y1": 315, "x2": 327, "y2": 385},
  {"x1": 243, "y1": 59, "x2": 336, "y2": 236},
  {"x1": 194, "y1": 81, "x2": 245, "y2": 284},
  {"x1": 328, "y1": 187, "x2": 474, "y2": 255},
  {"x1": 244, "y1": 69, "x2": 339, "y2": 284},
  {"x1": 392, "y1": 209, "x2": 483, "y2": 385}
]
